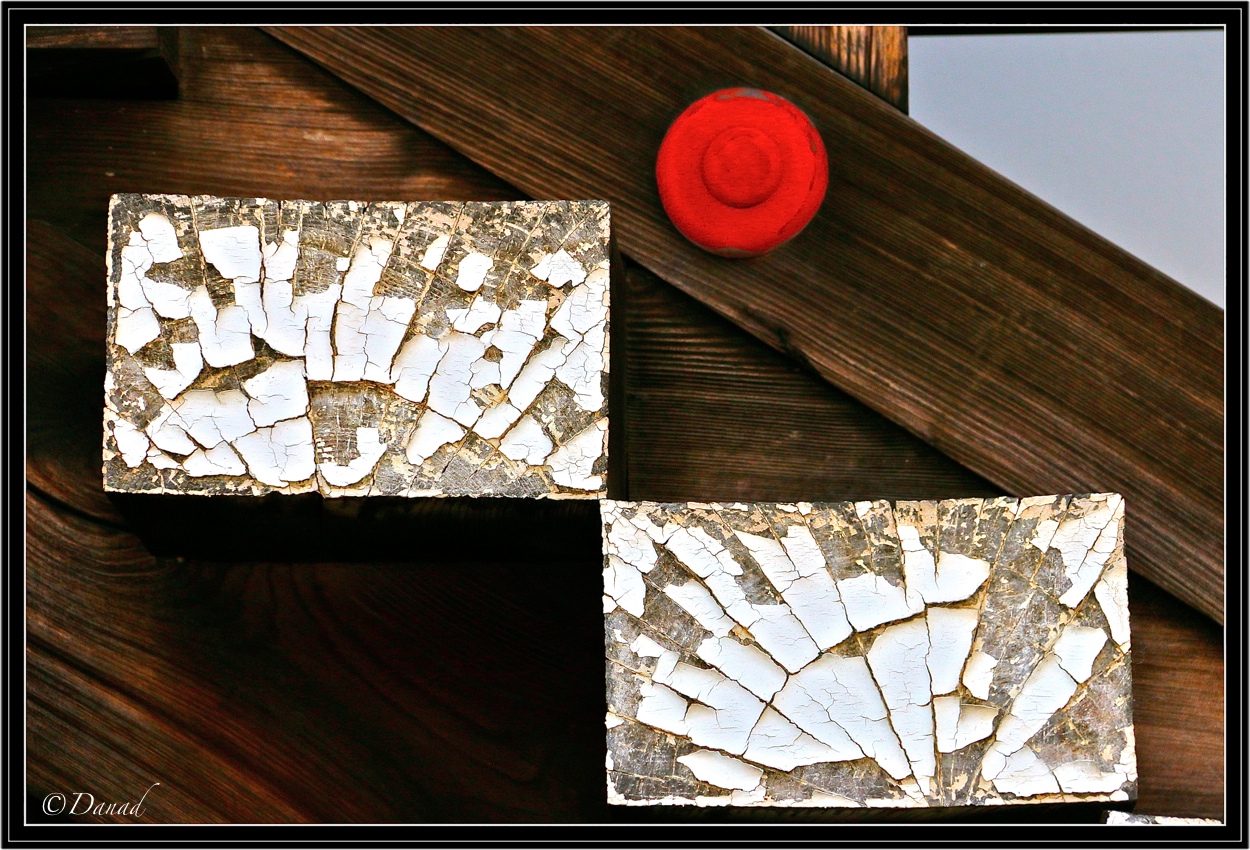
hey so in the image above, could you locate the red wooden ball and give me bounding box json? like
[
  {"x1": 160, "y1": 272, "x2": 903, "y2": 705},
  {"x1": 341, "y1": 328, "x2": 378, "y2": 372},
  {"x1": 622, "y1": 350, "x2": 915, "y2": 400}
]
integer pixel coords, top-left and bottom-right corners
[{"x1": 656, "y1": 88, "x2": 828, "y2": 257}]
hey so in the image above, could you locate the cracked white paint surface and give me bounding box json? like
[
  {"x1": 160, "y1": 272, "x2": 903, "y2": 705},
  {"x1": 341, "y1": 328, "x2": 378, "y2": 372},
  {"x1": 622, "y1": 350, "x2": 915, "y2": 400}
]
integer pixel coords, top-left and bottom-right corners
[
  {"x1": 899, "y1": 523, "x2": 990, "y2": 607},
  {"x1": 531, "y1": 248, "x2": 588, "y2": 287},
  {"x1": 1104, "y1": 811, "x2": 1221, "y2": 825},
  {"x1": 604, "y1": 555, "x2": 646, "y2": 618},
  {"x1": 112, "y1": 418, "x2": 150, "y2": 468},
  {"x1": 773, "y1": 653, "x2": 909, "y2": 778},
  {"x1": 675, "y1": 750, "x2": 762, "y2": 792},
  {"x1": 962, "y1": 650, "x2": 999, "y2": 700},
  {"x1": 604, "y1": 498, "x2": 1135, "y2": 809},
  {"x1": 866, "y1": 617, "x2": 937, "y2": 795},
  {"x1": 696, "y1": 637, "x2": 786, "y2": 702},
  {"x1": 660, "y1": 657, "x2": 766, "y2": 756},
  {"x1": 934, "y1": 696, "x2": 997, "y2": 753},
  {"x1": 183, "y1": 442, "x2": 246, "y2": 477},
  {"x1": 1052, "y1": 626, "x2": 1108, "y2": 683},
  {"x1": 663, "y1": 581, "x2": 736, "y2": 638},
  {"x1": 742, "y1": 707, "x2": 848, "y2": 773},
  {"x1": 104, "y1": 195, "x2": 610, "y2": 497},
  {"x1": 232, "y1": 416, "x2": 315, "y2": 486},
  {"x1": 548, "y1": 419, "x2": 608, "y2": 491},
  {"x1": 737, "y1": 527, "x2": 853, "y2": 651},
  {"x1": 1094, "y1": 555, "x2": 1131, "y2": 651},
  {"x1": 836, "y1": 572, "x2": 915, "y2": 632},
  {"x1": 926, "y1": 607, "x2": 980, "y2": 695}
]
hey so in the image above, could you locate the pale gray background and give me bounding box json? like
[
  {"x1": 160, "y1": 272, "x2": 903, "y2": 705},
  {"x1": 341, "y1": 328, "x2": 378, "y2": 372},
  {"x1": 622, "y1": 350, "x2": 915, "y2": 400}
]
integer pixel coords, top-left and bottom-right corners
[{"x1": 909, "y1": 29, "x2": 1225, "y2": 307}]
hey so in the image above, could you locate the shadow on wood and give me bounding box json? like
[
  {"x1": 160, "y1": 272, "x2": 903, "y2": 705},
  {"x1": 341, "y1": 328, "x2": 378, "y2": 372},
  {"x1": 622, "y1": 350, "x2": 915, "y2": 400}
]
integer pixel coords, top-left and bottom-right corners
[
  {"x1": 107, "y1": 493, "x2": 601, "y2": 564},
  {"x1": 26, "y1": 27, "x2": 178, "y2": 99}
]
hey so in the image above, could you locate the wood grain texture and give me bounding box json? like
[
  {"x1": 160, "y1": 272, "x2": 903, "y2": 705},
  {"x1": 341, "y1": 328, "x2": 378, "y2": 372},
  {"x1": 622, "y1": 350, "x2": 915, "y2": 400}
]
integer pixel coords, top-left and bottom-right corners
[
  {"x1": 266, "y1": 25, "x2": 1225, "y2": 624},
  {"x1": 772, "y1": 26, "x2": 908, "y2": 111},
  {"x1": 23, "y1": 26, "x2": 1223, "y2": 823},
  {"x1": 26, "y1": 490, "x2": 607, "y2": 823},
  {"x1": 26, "y1": 27, "x2": 518, "y2": 256},
  {"x1": 26, "y1": 25, "x2": 159, "y2": 50},
  {"x1": 27, "y1": 220, "x2": 121, "y2": 524},
  {"x1": 621, "y1": 260, "x2": 1000, "y2": 503},
  {"x1": 1125, "y1": 579, "x2": 1225, "y2": 820}
]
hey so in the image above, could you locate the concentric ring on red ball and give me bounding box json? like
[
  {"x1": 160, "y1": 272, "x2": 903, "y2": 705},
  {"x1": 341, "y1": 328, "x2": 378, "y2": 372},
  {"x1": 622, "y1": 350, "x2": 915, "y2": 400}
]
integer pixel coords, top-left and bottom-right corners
[
  {"x1": 701, "y1": 127, "x2": 784, "y2": 208},
  {"x1": 656, "y1": 88, "x2": 827, "y2": 257}
]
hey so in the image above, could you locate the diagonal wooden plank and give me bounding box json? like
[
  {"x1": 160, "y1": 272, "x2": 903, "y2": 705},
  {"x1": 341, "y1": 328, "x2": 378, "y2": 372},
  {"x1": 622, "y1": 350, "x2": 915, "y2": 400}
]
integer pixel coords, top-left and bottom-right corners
[{"x1": 266, "y1": 25, "x2": 1224, "y2": 624}]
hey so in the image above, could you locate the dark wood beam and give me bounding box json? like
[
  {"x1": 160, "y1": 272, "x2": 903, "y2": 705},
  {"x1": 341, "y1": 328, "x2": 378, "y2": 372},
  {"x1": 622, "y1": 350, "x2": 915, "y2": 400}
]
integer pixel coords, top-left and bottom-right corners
[{"x1": 264, "y1": 26, "x2": 1225, "y2": 624}]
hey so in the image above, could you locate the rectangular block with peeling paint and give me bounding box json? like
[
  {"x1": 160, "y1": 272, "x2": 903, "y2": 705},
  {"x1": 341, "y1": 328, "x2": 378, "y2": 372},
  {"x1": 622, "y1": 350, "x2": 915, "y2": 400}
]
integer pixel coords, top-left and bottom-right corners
[
  {"x1": 603, "y1": 496, "x2": 1135, "y2": 808},
  {"x1": 103, "y1": 195, "x2": 610, "y2": 498}
]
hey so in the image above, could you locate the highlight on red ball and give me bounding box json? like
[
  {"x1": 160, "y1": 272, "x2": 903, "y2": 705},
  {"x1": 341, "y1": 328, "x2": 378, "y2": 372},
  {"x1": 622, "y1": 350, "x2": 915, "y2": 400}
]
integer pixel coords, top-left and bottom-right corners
[{"x1": 656, "y1": 88, "x2": 828, "y2": 257}]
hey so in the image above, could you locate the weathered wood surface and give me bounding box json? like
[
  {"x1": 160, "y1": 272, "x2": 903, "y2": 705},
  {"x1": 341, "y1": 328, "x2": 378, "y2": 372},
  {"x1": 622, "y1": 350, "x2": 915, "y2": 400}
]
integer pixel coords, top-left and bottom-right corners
[
  {"x1": 1105, "y1": 811, "x2": 1223, "y2": 825},
  {"x1": 605, "y1": 496, "x2": 1135, "y2": 809},
  {"x1": 773, "y1": 26, "x2": 909, "y2": 111},
  {"x1": 104, "y1": 194, "x2": 611, "y2": 498},
  {"x1": 265, "y1": 26, "x2": 1224, "y2": 624},
  {"x1": 621, "y1": 261, "x2": 1000, "y2": 503},
  {"x1": 25, "y1": 26, "x2": 1223, "y2": 822}
]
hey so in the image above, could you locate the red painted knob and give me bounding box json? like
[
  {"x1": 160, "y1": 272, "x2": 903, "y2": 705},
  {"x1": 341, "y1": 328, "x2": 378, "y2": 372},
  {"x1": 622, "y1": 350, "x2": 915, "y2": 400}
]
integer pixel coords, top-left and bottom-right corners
[{"x1": 656, "y1": 88, "x2": 828, "y2": 257}]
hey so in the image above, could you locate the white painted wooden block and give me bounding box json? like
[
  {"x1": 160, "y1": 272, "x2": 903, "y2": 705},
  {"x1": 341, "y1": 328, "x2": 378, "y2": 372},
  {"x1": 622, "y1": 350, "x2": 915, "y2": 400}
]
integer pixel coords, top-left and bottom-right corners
[
  {"x1": 603, "y1": 496, "x2": 1135, "y2": 809},
  {"x1": 103, "y1": 195, "x2": 610, "y2": 498}
]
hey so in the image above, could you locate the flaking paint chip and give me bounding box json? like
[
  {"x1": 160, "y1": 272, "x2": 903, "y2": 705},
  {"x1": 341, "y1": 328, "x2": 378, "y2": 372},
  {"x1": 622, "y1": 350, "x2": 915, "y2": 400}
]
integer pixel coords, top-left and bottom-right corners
[
  {"x1": 603, "y1": 496, "x2": 1136, "y2": 808},
  {"x1": 103, "y1": 195, "x2": 610, "y2": 498}
]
